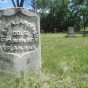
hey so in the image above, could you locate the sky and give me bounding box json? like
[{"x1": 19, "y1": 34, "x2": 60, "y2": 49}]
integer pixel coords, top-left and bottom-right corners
[{"x1": 0, "y1": 0, "x2": 32, "y2": 9}]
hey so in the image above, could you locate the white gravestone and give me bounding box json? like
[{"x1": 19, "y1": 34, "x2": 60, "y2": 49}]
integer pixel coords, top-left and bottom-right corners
[{"x1": 0, "y1": 8, "x2": 41, "y2": 75}]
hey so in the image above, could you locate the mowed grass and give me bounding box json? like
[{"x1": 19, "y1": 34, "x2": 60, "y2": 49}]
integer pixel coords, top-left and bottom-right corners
[
  {"x1": 0, "y1": 33, "x2": 88, "y2": 88},
  {"x1": 41, "y1": 33, "x2": 88, "y2": 87},
  {"x1": 42, "y1": 33, "x2": 88, "y2": 73}
]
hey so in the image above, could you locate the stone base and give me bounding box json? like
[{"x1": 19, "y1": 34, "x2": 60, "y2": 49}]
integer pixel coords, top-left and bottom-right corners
[{"x1": 0, "y1": 50, "x2": 41, "y2": 75}]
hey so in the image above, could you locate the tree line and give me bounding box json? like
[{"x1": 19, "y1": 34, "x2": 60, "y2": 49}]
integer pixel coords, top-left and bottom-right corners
[
  {"x1": 2, "y1": 0, "x2": 88, "y2": 33},
  {"x1": 35, "y1": 0, "x2": 88, "y2": 33}
]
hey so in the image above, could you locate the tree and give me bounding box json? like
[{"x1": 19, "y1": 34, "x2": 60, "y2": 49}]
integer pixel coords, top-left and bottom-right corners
[
  {"x1": 11, "y1": 0, "x2": 25, "y2": 7},
  {"x1": 35, "y1": 0, "x2": 69, "y2": 32},
  {"x1": 75, "y1": 0, "x2": 88, "y2": 36},
  {"x1": 67, "y1": 0, "x2": 80, "y2": 26},
  {"x1": 80, "y1": 4, "x2": 88, "y2": 36},
  {"x1": 31, "y1": 0, "x2": 37, "y2": 12}
]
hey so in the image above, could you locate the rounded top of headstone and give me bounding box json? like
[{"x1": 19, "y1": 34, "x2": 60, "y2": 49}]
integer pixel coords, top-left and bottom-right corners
[{"x1": 0, "y1": 7, "x2": 38, "y2": 17}]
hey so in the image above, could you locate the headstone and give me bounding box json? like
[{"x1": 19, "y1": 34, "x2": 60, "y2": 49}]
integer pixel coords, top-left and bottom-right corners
[
  {"x1": 0, "y1": 8, "x2": 41, "y2": 75},
  {"x1": 68, "y1": 26, "x2": 75, "y2": 37}
]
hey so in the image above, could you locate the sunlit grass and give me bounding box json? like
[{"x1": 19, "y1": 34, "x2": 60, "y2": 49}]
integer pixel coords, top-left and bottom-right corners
[
  {"x1": 41, "y1": 33, "x2": 88, "y2": 88},
  {"x1": 0, "y1": 33, "x2": 88, "y2": 88}
]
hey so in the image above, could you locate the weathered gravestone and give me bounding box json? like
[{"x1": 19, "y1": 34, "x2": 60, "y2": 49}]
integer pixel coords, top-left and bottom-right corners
[
  {"x1": 68, "y1": 26, "x2": 75, "y2": 37},
  {"x1": 0, "y1": 8, "x2": 41, "y2": 75}
]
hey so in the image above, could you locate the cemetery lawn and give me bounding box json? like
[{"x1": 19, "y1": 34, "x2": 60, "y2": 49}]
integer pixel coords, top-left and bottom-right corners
[
  {"x1": 0, "y1": 33, "x2": 88, "y2": 88},
  {"x1": 41, "y1": 33, "x2": 88, "y2": 88}
]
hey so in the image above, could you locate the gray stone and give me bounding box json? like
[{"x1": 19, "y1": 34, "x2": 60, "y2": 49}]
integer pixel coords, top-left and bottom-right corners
[
  {"x1": 68, "y1": 26, "x2": 75, "y2": 37},
  {"x1": 0, "y1": 8, "x2": 41, "y2": 75}
]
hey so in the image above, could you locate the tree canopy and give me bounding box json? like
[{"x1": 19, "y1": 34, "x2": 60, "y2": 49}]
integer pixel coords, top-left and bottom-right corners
[{"x1": 0, "y1": 0, "x2": 88, "y2": 33}]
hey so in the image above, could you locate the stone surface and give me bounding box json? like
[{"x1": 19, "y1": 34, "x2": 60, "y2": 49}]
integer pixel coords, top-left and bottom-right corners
[
  {"x1": 68, "y1": 27, "x2": 75, "y2": 37},
  {"x1": 0, "y1": 8, "x2": 41, "y2": 75}
]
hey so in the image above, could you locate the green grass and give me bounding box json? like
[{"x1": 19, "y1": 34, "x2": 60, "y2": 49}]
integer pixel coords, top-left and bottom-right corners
[
  {"x1": 0, "y1": 33, "x2": 88, "y2": 88},
  {"x1": 41, "y1": 33, "x2": 88, "y2": 88},
  {"x1": 42, "y1": 33, "x2": 88, "y2": 73}
]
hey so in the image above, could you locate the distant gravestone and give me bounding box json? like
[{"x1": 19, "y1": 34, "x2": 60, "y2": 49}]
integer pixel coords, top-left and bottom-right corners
[
  {"x1": 0, "y1": 8, "x2": 41, "y2": 75},
  {"x1": 68, "y1": 27, "x2": 75, "y2": 37}
]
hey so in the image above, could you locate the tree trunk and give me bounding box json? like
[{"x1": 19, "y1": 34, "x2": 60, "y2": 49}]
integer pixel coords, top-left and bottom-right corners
[
  {"x1": 31, "y1": 0, "x2": 37, "y2": 12},
  {"x1": 20, "y1": 0, "x2": 25, "y2": 7},
  {"x1": 16, "y1": 0, "x2": 20, "y2": 7},
  {"x1": 11, "y1": 0, "x2": 16, "y2": 7},
  {"x1": 83, "y1": 16, "x2": 87, "y2": 37}
]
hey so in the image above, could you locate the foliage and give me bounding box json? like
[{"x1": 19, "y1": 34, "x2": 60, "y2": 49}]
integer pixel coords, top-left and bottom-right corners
[
  {"x1": 67, "y1": 0, "x2": 80, "y2": 27},
  {"x1": 36, "y1": 0, "x2": 69, "y2": 32},
  {"x1": 36, "y1": 0, "x2": 81, "y2": 32},
  {"x1": 1, "y1": 0, "x2": 88, "y2": 32},
  {"x1": 80, "y1": 4, "x2": 88, "y2": 33},
  {"x1": 0, "y1": 34, "x2": 88, "y2": 88},
  {"x1": 36, "y1": 0, "x2": 88, "y2": 32}
]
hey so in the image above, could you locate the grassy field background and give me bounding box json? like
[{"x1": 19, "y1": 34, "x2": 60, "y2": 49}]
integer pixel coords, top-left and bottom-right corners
[
  {"x1": 0, "y1": 33, "x2": 88, "y2": 88},
  {"x1": 41, "y1": 33, "x2": 88, "y2": 88}
]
